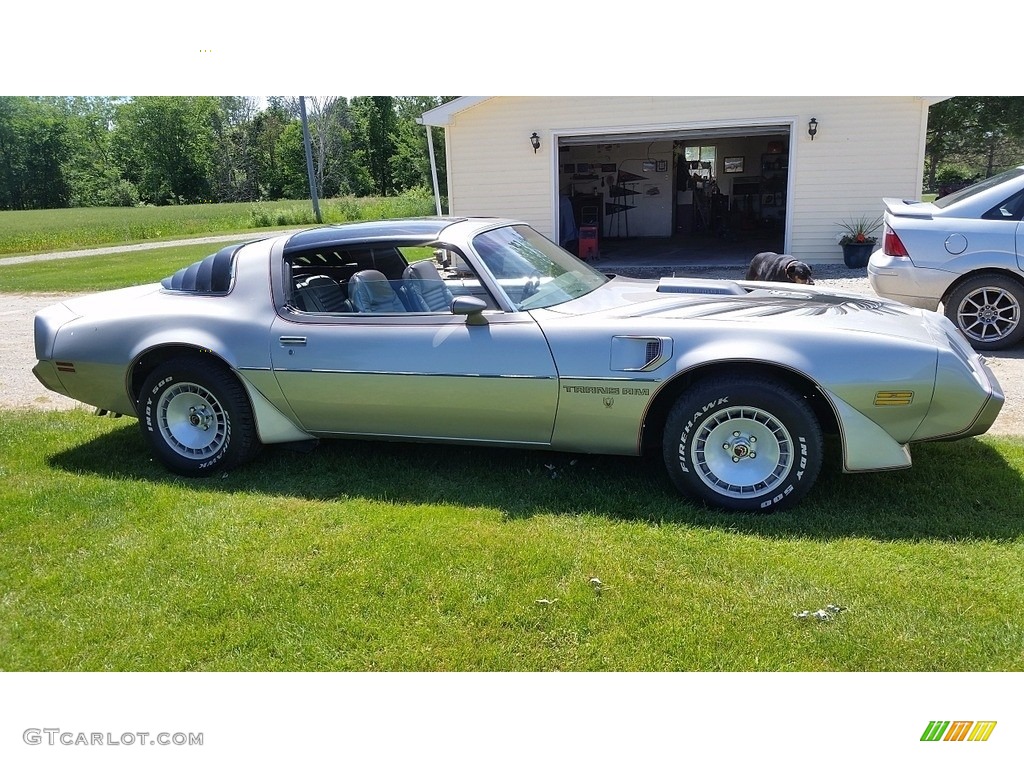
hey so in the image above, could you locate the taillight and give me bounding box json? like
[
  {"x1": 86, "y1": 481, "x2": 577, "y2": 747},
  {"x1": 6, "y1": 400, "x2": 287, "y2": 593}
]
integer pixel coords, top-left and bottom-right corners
[{"x1": 883, "y1": 224, "x2": 910, "y2": 257}]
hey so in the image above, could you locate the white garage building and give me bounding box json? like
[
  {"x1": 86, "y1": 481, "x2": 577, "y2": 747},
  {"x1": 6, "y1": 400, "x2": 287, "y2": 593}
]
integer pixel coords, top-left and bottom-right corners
[{"x1": 419, "y1": 96, "x2": 943, "y2": 265}]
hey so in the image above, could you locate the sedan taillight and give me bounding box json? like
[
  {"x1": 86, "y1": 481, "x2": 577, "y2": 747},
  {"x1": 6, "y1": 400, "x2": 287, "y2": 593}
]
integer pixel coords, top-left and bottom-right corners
[{"x1": 883, "y1": 224, "x2": 910, "y2": 257}]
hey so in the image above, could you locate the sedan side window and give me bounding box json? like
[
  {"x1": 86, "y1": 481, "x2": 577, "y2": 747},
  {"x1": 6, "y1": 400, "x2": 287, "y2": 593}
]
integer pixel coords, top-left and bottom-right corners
[{"x1": 983, "y1": 189, "x2": 1024, "y2": 221}]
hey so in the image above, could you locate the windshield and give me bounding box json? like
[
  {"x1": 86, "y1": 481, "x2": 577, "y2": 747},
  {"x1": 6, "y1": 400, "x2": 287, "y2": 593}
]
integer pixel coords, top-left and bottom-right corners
[
  {"x1": 471, "y1": 224, "x2": 608, "y2": 310},
  {"x1": 934, "y1": 167, "x2": 1024, "y2": 209}
]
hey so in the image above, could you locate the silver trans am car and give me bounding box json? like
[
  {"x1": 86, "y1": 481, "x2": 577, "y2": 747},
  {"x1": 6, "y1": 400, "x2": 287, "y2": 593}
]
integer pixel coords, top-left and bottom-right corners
[
  {"x1": 34, "y1": 217, "x2": 1003, "y2": 512},
  {"x1": 868, "y1": 164, "x2": 1024, "y2": 350}
]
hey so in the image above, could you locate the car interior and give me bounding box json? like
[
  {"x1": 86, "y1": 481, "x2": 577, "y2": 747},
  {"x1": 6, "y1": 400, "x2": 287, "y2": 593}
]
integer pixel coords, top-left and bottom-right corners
[{"x1": 284, "y1": 243, "x2": 499, "y2": 314}]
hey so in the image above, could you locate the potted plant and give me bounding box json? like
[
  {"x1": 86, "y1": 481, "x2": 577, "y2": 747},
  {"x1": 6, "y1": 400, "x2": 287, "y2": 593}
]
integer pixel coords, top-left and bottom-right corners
[{"x1": 836, "y1": 214, "x2": 883, "y2": 268}]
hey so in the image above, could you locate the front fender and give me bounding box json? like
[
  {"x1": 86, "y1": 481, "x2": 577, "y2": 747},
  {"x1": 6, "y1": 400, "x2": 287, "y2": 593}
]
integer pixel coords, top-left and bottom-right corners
[{"x1": 827, "y1": 394, "x2": 913, "y2": 472}]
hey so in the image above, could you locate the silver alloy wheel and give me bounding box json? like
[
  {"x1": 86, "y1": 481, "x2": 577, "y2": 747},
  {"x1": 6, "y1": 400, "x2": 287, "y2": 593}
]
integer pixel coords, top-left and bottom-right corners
[
  {"x1": 956, "y1": 286, "x2": 1021, "y2": 345},
  {"x1": 156, "y1": 382, "x2": 229, "y2": 459},
  {"x1": 691, "y1": 405, "x2": 793, "y2": 499}
]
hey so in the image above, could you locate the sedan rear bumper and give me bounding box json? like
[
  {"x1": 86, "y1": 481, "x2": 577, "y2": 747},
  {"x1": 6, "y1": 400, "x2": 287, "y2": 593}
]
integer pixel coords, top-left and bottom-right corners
[{"x1": 867, "y1": 253, "x2": 952, "y2": 310}]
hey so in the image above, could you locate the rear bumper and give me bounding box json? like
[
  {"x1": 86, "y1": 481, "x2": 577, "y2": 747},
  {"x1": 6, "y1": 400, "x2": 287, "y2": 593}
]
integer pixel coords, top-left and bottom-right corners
[
  {"x1": 32, "y1": 360, "x2": 71, "y2": 398},
  {"x1": 867, "y1": 253, "x2": 952, "y2": 310}
]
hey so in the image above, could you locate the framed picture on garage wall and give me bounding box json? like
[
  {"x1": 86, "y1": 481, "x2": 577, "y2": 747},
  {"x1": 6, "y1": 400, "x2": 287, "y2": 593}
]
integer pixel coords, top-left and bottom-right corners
[{"x1": 724, "y1": 156, "x2": 744, "y2": 173}]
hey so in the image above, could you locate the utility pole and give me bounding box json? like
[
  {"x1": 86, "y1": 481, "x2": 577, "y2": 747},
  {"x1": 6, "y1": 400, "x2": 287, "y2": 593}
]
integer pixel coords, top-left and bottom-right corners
[{"x1": 299, "y1": 96, "x2": 322, "y2": 224}]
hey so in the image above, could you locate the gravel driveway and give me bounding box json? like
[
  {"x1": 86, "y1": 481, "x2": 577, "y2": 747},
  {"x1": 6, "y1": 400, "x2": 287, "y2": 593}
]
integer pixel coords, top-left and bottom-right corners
[{"x1": 3, "y1": 271, "x2": 1021, "y2": 434}]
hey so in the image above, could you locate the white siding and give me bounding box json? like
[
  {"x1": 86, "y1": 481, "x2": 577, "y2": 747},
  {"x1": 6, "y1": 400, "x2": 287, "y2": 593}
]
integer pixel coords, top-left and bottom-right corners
[{"x1": 440, "y1": 96, "x2": 931, "y2": 264}]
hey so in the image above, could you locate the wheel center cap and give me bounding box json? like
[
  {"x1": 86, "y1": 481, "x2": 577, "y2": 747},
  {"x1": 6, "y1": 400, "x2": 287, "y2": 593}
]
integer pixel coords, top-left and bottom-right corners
[
  {"x1": 723, "y1": 431, "x2": 757, "y2": 462},
  {"x1": 979, "y1": 305, "x2": 998, "y2": 323},
  {"x1": 188, "y1": 406, "x2": 211, "y2": 430}
]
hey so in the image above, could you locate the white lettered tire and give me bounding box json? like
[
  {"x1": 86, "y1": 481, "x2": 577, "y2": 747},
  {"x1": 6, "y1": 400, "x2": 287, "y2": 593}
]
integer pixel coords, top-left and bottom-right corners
[
  {"x1": 663, "y1": 375, "x2": 823, "y2": 512},
  {"x1": 139, "y1": 356, "x2": 260, "y2": 476}
]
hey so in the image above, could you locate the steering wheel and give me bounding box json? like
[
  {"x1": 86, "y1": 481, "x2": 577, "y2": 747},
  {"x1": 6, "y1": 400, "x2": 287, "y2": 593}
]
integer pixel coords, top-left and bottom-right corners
[{"x1": 521, "y1": 271, "x2": 541, "y2": 300}]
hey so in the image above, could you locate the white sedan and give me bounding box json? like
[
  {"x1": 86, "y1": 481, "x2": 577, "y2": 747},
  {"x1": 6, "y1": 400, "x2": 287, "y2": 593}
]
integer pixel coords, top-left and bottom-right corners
[{"x1": 868, "y1": 165, "x2": 1024, "y2": 350}]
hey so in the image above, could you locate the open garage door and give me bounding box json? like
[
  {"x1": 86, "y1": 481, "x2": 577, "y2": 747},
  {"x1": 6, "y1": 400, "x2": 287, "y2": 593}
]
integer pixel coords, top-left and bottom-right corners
[{"x1": 557, "y1": 125, "x2": 791, "y2": 266}]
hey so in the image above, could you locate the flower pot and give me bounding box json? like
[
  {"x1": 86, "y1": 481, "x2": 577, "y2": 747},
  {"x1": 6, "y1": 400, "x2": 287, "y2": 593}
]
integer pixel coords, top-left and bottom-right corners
[{"x1": 842, "y1": 242, "x2": 875, "y2": 269}]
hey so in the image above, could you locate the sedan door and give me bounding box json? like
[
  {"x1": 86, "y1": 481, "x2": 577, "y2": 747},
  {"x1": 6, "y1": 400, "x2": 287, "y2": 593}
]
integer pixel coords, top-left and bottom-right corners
[{"x1": 269, "y1": 310, "x2": 559, "y2": 445}]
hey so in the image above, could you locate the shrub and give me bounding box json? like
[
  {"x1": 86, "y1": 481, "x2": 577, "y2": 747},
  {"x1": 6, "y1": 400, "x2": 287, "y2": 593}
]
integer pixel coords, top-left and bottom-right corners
[
  {"x1": 101, "y1": 180, "x2": 141, "y2": 208},
  {"x1": 936, "y1": 164, "x2": 976, "y2": 184}
]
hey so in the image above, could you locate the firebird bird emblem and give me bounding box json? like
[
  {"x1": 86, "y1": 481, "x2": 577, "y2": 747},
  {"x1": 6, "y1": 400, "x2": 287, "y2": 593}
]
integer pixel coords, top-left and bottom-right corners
[
  {"x1": 603, "y1": 397, "x2": 614, "y2": 409},
  {"x1": 640, "y1": 293, "x2": 913, "y2": 319}
]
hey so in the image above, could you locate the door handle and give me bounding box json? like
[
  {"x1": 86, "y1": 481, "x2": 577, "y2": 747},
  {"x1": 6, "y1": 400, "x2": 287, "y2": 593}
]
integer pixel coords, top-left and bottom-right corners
[{"x1": 279, "y1": 336, "x2": 307, "y2": 346}]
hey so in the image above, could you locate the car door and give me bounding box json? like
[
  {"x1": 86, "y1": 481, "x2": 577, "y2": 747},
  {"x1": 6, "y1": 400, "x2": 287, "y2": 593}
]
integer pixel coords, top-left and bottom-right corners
[{"x1": 269, "y1": 309, "x2": 559, "y2": 445}]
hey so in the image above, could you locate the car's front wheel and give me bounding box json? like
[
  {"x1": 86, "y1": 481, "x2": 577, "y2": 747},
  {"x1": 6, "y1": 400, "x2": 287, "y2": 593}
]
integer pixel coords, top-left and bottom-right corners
[
  {"x1": 945, "y1": 274, "x2": 1024, "y2": 351},
  {"x1": 663, "y1": 376, "x2": 823, "y2": 512},
  {"x1": 138, "y1": 357, "x2": 260, "y2": 476}
]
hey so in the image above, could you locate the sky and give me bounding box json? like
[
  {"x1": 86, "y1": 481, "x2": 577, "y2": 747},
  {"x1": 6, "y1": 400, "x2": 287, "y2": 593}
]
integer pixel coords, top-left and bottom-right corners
[{"x1": 2, "y1": 1, "x2": 1012, "y2": 97}]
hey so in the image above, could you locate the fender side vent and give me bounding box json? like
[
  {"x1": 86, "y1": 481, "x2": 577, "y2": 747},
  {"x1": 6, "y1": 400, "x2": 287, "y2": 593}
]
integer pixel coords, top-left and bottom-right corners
[
  {"x1": 645, "y1": 340, "x2": 662, "y2": 365},
  {"x1": 611, "y1": 336, "x2": 672, "y2": 372}
]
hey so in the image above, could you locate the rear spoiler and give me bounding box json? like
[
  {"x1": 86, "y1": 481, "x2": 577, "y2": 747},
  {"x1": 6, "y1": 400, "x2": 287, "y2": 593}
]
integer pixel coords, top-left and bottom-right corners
[{"x1": 882, "y1": 197, "x2": 935, "y2": 220}]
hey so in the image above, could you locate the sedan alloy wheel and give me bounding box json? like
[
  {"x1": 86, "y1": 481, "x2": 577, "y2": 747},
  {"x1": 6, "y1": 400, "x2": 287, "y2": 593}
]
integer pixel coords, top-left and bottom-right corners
[{"x1": 945, "y1": 274, "x2": 1024, "y2": 350}]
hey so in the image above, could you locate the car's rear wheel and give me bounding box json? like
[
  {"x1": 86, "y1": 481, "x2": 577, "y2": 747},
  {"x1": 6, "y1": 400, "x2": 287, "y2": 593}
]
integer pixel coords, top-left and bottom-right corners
[
  {"x1": 663, "y1": 375, "x2": 823, "y2": 512},
  {"x1": 945, "y1": 274, "x2": 1024, "y2": 351},
  {"x1": 138, "y1": 357, "x2": 260, "y2": 476}
]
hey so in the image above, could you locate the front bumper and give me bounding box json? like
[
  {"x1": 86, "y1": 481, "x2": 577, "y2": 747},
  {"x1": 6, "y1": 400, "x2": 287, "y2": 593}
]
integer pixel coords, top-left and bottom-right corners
[{"x1": 932, "y1": 356, "x2": 1005, "y2": 440}]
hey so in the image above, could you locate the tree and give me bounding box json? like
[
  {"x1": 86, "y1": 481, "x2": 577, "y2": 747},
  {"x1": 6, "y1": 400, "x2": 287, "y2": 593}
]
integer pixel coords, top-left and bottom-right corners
[
  {"x1": 49, "y1": 96, "x2": 127, "y2": 207},
  {"x1": 0, "y1": 97, "x2": 73, "y2": 209},
  {"x1": 276, "y1": 121, "x2": 314, "y2": 200},
  {"x1": 391, "y1": 96, "x2": 454, "y2": 197},
  {"x1": 926, "y1": 97, "x2": 1024, "y2": 191},
  {"x1": 112, "y1": 96, "x2": 219, "y2": 204},
  {"x1": 0, "y1": 95, "x2": 458, "y2": 209},
  {"x1": 247, "y1": 103, "x2": 296, "y2": 199},
  {"x1": 349, "y1": 96, "x2": 398, "y2": 196},
  {"x1": 210, "y1": 96, "x2": 262, "y2": 202}
]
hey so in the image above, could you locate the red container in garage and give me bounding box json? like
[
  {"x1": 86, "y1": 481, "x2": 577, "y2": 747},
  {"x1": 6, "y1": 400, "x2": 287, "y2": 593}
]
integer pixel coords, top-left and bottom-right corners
[{"x1": 578, "y1": 225, "x2": 599, "y2": 260}]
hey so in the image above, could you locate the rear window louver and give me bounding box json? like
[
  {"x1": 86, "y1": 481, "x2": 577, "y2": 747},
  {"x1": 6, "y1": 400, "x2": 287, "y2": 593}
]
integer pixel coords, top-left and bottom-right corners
[{"x1": 161, "y1": 244, "x2": 239, "y2": 294}]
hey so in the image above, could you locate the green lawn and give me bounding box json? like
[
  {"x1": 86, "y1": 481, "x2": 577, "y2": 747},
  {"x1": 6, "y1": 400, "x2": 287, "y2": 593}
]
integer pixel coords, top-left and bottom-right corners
[
  {"x1": 0, "y1": 193, "x2": 436, "y2": 257},
  {"x1": 2, "y1": 410, "x2": 1023, "y2": 671},
  {"x1": 0, "y1": 243, "x2": 438, "y2": 294},
  {"x1": 0, "y1": 244, "x2": 224, "y2": 293}
]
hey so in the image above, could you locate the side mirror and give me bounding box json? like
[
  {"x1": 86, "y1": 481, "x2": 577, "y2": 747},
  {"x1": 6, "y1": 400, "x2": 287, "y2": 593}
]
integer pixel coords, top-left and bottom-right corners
[{"x1": 451, "y1": 296, "x2": 488, "y2": 322}]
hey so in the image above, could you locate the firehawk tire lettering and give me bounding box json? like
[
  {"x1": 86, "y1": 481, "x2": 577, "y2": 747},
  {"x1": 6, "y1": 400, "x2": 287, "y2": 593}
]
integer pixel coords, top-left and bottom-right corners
[
  {"x1": 138, "y1": 358, "x2": 260, "y2": 477},
  {"x1": 663, "y1": 376, "x2": 823, "y2": 512}
]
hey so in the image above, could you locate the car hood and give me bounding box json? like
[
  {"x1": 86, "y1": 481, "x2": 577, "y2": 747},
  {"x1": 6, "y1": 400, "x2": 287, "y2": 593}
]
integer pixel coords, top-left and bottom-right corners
[{"x1": 546, "y1": 275, "x2": 938, "y2": 345}]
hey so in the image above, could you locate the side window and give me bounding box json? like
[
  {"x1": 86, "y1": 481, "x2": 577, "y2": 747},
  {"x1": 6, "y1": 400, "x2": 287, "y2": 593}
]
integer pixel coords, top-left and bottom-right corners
[
  {"x1": 982, "y1": 189, "x2": 1024, "y2": 221},
  {"x1": 286, "y1": 243, "x2": 499, "y2": 315},
  {"x1": 427, "y1": 246, "x2": 500, "y2": 310}
]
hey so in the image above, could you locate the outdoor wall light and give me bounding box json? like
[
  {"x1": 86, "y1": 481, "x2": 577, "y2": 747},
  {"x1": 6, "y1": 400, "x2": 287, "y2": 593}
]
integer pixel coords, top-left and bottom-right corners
[
  {"x1": 808, "y1": 117, "x2": 818, "y2": 140},
  {"x1": 530, "y1": 132, "x2": 541, "y2": 153}
]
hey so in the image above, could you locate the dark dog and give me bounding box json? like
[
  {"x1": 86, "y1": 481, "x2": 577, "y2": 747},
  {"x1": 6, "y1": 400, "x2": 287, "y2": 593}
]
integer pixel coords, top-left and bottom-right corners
[{"x1": 745, "y1": 251, "x2": 814, "y2": 284}]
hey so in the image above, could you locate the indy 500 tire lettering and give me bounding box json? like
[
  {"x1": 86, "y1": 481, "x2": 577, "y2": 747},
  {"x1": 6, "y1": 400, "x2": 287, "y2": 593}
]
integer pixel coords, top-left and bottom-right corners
[
  {"x1": 663, "y1": 375, "x2": 823, "y2": 512},
  {"x1": 139, "y1": 356, "x2": 260, "y2": 477}
]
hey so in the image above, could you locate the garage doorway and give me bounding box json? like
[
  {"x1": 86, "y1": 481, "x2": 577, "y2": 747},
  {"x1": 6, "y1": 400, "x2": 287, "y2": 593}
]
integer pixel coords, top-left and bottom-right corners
[{"x1": 558, "y1": 126, "x2": 791, "y2": 265}]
